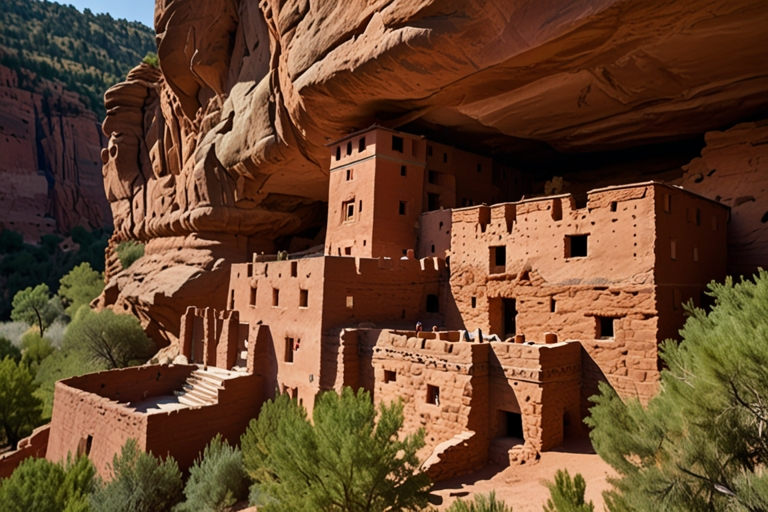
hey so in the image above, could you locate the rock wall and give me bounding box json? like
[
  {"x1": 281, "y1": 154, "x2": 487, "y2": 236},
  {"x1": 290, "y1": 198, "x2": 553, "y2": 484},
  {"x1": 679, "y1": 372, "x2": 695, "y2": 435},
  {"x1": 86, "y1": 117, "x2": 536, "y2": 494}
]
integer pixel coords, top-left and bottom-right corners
[
  {"x1": 0, "y1": 64, "x2": 111, "y2": 243},
  {"x1": 100, "y1": 0, "x2": 768, "y2": 342}
]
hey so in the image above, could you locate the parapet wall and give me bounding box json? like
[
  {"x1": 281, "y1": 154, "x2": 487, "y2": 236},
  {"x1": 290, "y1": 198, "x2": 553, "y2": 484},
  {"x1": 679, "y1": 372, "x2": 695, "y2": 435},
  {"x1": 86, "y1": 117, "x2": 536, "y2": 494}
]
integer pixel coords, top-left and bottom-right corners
[{"x1": 59, "y1": 364, "x2": 195, "y2": 403}]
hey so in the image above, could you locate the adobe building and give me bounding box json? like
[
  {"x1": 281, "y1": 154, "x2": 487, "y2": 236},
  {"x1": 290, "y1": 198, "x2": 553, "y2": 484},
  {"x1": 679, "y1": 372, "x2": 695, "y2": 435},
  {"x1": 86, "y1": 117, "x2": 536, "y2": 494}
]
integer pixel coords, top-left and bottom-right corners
[{"x1": 0, "y1": 126, "x2": 730, "y2": 481}]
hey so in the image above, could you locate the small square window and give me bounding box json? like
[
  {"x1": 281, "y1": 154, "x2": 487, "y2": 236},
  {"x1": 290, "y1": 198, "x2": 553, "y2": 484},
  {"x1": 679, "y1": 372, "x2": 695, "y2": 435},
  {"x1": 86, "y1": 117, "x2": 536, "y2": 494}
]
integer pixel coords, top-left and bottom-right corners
[
  {"x1": 344, "y1": 247, "x2": 352, "y2": 255},
  {"x1": 299, "y1": 289, "x2": 308, "y2": 308},
  {"x1": 399, "y1": 201, "x2": 407, "y2": 216},
  {"x1": 392, "y1": 136, "x2": 404, "y2": 153},
  {"x1": 291, "y1": 261, "x2": 297, "y2": 277},
  {"x1": 335, "y1": 146, "x2": 341, "y2": 161},
  {"x1": 471, "y1": 297, "x2": 476, "y2": 308},
  {"x1": 565, "y1": 235, "x2": 588, "y2": 258},
  {"x1": 490, "y1": 246, "x2": 506, "y2": 272},
  {"x1": 358, "y1": 137, "x2": 366, "y2": 152},
  {"x1": 610, "y1": 201, "x2": 617, "y2": 212},
  {"x1": 284, "y1": 337, "x2": 294, "y2": 363},
  {"x1": 597, "y1": 317, "x2": 614, "y2": 339},
  {"x1": 346, "y1": 168, "x2": 353, "y2": 181},
  {"x1": 346, "y1": 141, "x2": 352, "y2": 156},
  {"x1": 272, "y1": 288, "x2": 280, "y2": 307},
  {"x1": 427, "y1": 385, "x2": 440, "y2": 405},
  {"x1": 344, "y1": 201, "x2": 355, "y2": 222},
  {"x1": 250, "y1": 287, "x2": 257, "y2": 307},
  {"x1": 384, "y1": 370, "x2": 396, "y2": 383},
  {"x1": 400, "y1": 165, "x2": 407, "y2": 176}
]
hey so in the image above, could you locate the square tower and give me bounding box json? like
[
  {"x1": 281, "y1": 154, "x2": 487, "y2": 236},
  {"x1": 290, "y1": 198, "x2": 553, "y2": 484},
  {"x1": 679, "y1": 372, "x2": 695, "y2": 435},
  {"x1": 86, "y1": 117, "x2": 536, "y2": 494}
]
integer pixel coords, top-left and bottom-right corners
[{"x1": 325, "y1": 127, "x2": 427, "y2": 258}]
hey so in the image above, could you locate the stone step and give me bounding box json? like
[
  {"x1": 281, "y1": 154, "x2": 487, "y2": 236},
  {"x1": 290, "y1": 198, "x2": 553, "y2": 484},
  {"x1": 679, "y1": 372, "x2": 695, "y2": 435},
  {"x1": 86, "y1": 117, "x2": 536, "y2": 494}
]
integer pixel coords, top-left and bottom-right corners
[
  {"x1": 177, "y1": 393, "x2": 209, "y2": 408},
  {"x1": 182, "y1": 383, "x2": 218, "y2": 401},
  {"x1": 191, "y1": 371, "x2": 226, "y2": 388},
  {"x1": 185, "y1": 376, "x2": 222, "y2": 394}
]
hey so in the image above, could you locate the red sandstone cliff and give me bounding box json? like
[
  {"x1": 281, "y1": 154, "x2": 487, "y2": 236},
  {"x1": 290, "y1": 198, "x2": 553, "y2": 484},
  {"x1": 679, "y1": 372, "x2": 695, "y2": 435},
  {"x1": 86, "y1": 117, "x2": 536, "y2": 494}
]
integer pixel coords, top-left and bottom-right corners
[
  {"x1": 0, "y1": 64, "x2": 112, "y2": 243},
  {"x1": 98, "y1": 0, "x2": 768, "y2": 345}
]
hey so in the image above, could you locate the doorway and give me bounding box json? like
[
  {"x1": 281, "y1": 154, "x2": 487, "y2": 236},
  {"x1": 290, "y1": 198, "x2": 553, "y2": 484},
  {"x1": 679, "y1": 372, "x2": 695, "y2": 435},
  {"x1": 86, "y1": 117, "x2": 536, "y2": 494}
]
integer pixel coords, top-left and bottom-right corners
[{"x1": 503, "y1": 299, "x2": 517, "y2": 339}]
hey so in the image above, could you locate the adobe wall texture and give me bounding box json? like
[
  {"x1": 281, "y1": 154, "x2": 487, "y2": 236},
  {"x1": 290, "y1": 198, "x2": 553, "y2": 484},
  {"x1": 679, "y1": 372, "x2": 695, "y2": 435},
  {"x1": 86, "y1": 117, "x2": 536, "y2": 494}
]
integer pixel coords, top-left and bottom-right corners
[{"x1": 0, "y1": 425, "x2": 50, "y2": 479}]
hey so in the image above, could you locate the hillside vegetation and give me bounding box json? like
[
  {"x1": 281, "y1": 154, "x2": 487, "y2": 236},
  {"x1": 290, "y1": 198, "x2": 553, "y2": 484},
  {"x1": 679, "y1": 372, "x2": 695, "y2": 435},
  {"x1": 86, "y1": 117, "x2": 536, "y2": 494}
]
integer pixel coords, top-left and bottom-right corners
[{"x1": 0, "y1": 0, "x2": 155, "y2": 117}]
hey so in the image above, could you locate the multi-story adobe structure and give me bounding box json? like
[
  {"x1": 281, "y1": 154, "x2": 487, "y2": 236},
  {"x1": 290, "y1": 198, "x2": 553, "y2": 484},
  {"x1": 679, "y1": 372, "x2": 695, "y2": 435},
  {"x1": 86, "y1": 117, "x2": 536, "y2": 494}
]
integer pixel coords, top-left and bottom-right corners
[{"x1": 0, "y1": 126, "x2": 730, "y2": 481}]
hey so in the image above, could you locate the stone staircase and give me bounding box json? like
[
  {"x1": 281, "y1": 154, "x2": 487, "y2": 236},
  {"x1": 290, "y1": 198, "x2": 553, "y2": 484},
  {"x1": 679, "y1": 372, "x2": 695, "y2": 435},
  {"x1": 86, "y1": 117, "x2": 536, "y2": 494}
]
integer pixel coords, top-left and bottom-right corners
[{"x1": 174, "y1": 369, "x2": 226, "y2": 407}]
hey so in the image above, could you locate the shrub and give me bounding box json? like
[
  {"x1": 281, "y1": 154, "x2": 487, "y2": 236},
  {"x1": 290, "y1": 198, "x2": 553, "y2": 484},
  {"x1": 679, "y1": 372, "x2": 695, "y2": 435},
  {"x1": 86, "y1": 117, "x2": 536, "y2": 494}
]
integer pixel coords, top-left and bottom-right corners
[
  {"x1": 90, "y1": 438, "x2": 184, "y2": 512},
  {"x1": 242, "y1": 387, "x2": 431, "y2": 512},
  {"x1": 544, "y1": 470, "x2": 594, "y2": 512},
  {"x1": 446, "y1": 491, "x2": 513, "y2": 512},
  {"x1": 58, "y1": 262, "x2": 104, "y2": 317},
  {"x1": 0, "y1": 455, "x2": 96, "y2": 512},
  {"x1": 0, "y1": 336, "x2": 21, "y2": 363},
  {"x1": 63, "y1": 309, "x2": 153, "y2": 369},
  {"x1": 0, "y1": 356, "x2": 43, "y2": 448},
  {"x1": 20, "y1": 331, "x2": 55, "y2": 373},
  {"x1": 115, "y1": 241, "x2": 144, "y2": 270},
  {"x1": 142, "y1": 52, "x2": 159, "y2": 68},
  {"x1": 177, "y1": 434, "x2": 248, "y2": 512}
]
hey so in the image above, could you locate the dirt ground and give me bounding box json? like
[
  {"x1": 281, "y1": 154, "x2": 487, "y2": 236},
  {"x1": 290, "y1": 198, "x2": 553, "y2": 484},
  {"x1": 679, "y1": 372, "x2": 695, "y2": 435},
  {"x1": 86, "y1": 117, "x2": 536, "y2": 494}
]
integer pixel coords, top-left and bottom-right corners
[{"x1": 430, "y1": 438, "x2": 615, "y2": 511}]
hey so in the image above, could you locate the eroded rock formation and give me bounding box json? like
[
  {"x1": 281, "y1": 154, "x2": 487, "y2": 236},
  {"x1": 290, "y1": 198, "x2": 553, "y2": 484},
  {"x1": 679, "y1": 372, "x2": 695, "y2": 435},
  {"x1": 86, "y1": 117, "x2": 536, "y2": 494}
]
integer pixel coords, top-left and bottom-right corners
[
  {"x1": 100, "y1": 0, "x2": 768, "y2": 344},
  {"x1": 0, "y1": 64, "x2": 111, "y2": 243}
]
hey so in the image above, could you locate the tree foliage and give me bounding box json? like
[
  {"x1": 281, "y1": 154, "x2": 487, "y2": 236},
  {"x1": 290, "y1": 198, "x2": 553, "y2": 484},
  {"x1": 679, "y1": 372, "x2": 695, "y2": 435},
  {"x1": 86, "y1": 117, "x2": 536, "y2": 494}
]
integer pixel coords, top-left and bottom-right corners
[
  {"x1": 58, "y1": 262, "x2": 104, "y2": 317},
  {"x1": 242, "y1": 387, "x2": 431, "y2": 512},
  {"x1": 445, "y1": 491, "x2": 513, "y2": 512},
  {"x1": 115, "y1": 241, "x2": 145, "y2": 270},
  {"x1": 0, "y1": 336, "x2": 22, "y2": 363},
  {"x1": 90, "y1": 438, "x2": 184, "y2": 512},
  {"x1": 0, "y1": 356, "x2": 43, "y2": 449},
  {"x1": 0, "y1": 454, "x2": 96, "y2": 512},
  {"x1": 19, "y1": 331, "x2": 55, "y2": 373},
  {"x1": 543, "y1": 470, "x2": 594, "y2": 512},
  {"x1": 177, "y1": 434, "x2": 249, "y2": 512},
  {"x1": 11, "y1": 284, "x2": 60, "y2": 335},
  {"x1": 63, "y1": 309, "x2": 153, "y2": 369},
  {"x1": 587, "y1": 270, "x2": 768, "y2": 511}
]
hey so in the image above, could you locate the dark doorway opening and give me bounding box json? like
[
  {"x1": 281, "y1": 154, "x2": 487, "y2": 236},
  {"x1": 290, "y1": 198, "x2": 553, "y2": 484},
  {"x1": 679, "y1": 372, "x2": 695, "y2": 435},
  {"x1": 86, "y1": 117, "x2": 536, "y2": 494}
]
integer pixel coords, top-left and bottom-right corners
[
  {"x1": 505, "y1": 411, "x2": 524, "y2": 439},
  {"x1": 503, "y1": 299, "x2": 517, "y2": 338},
  {"x1": 428, "y1": 193, "x2": 440, "y2": 211},
  {"x1": 426, "y1": 294, "x2": 439, "y2": 313}
]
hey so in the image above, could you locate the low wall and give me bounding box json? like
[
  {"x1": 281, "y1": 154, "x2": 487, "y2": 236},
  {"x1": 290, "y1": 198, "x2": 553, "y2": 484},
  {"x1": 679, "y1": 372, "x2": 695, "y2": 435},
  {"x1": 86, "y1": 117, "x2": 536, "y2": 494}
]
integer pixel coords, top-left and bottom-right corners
[
  {"x1": 61, "y1": 364, "x2": 196, "y2": 403},
  {"x1": 0, "y1": 424, "x2": 50, "y2": 479}
]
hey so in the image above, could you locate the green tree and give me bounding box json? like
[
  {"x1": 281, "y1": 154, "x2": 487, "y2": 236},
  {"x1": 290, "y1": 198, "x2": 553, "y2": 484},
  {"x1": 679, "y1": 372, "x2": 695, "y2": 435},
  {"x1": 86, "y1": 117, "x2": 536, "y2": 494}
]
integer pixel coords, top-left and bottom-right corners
[
  {"x1": 90, "y1": 438, "x2": 184, "y2": 512},
  {"x1": 543, "y1": 470, "x2": 594, "y2": 512},
  {"x1": 0, "y1": 356, "x2": 43, "y2": 448},
  {"x1": 177, "y1": 434, "x2": 248, "y2": 512},
  {"x1": 586, "y1": 270, "x2": 768, "y2": 511},
  {"x1": 11, "y1": 284, "x2": 60, "y2": 336},
  {"x1": 20, "y1": 331, "x2": 55, "y2": 373},
  {"x1": 242, "y1": 387, "x2": 431, "y2": 512},
  {"x1": 63, "y1": 309, "x2": 153, "y2": 369},
  {"x1": 0, "y1": 454, "x2": 96, "y2": 512},
  {"x1": 58, "y1": 262, "x2": 104, "y2": 317},
  {"x1": 446, "y1": 491, "x2": 513, "y2": 512},
  {"x1": 0, "y1": 336, "x2": 22, "y2": 363},
  {"x1": 142, "y1": 51, "x2": 159, "y2": 67}
]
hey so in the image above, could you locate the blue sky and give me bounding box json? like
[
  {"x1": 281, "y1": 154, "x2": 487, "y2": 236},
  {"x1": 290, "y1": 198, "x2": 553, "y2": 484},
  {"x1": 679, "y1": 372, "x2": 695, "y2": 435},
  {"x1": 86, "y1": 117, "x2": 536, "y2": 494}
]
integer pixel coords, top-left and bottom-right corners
[{"x1": 52, "y1": 0, "x2": 156, "y2": 28}]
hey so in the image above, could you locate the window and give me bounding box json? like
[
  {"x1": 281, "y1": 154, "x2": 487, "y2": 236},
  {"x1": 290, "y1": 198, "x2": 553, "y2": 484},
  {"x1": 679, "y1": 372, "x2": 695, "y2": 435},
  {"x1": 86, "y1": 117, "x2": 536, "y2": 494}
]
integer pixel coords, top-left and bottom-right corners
[
  {"x1": 346, "y1": 141, "x2": 352, "y2": 156},
  {"x1": 427, "y1": 385, "x2": 440, "y2": 405},
  {"x1": 428, "y1": 170, "x2": 436, "y2": 184},
  {"x1": 272, "y1": 288, "x2": 280, "y2": 307},
  {"x1": 284, "y1": 337, "x2": 294, "y2": 363},
  {"x1": 299, "y1": 289, "x2": 308, "y2": 308},
  {"x1": 565, "y1": 235, "x2": 588, "y2": 258},
  {"x1": 597, "y1": 317, "x2": 615, "y2": 339},
  {"x1": 471, "y1": 297, "x2": 477, "y2": 308},
  {"x1": 384, "y1": 370, "x2": 396, "y2": 383},
  {"x1": 290, "y1": 261, "x2": 297, "y2": 277},
  {"x1": 359, "y1": 200, "x2": 363, "y2": 213},
  {"x1": 663, "y1": 194, "x2": 671, "y2": 213},
  {"x1": 550, "y1": 297, "x2": 556, "y2": 313},
  {"x1": 400, "y1": 165, "x2": 407, "y2": 176},
  {"x1": 670, "y1": 239, "x2": 677, "y2": 260},
  {"x1": 426, "y1": 294, "x2": 439, "y2": 313},
  {"x1": 392, "y1": 135, "x2": 404, "y2": 152},
  {"x1": 359, "y1": 137, "x2": 366, "y2": 152},
  {"x1": 230, "y1": 289, "x2": 235, "y2": 309},
  {"x1": 346, "y1": 295, "x2": 354, "y2": 309},
  {"x1": 490, "y1": 246, "x2": 506, "y2": 271},
  {"x1": 551, "y1": 198, "x2": 562, "y2": 221},
  {"x1": 335, "y1": 146, "x2": 341, "y2": 161},
  {"x1": 344, "y1": 200, "x2": 355, "y2": 222},
  {"x1": 427, "y1": 145, "x2": 433, "y2": 156},
  {"x1": 431, "y1": 244, "x2": 435, "y2": 253},
  {"x1": 344, "y1": 247, "x2": 352, "y2": 255},
  {"x1": 610, "y1": 201, "x2": 617, "y2": 212},
  {"x1": 399, "y1": 201, "x2": 407, "y2": 215},
  {"x1": 346, "y1": 168, "x2": 353, "y2": 181},
  {"x1": 427, "y1": 193, "x2": 440, "y2": 211},
  {"x1": 250, "y1": 287, "x2": 257, "y2": 307}
]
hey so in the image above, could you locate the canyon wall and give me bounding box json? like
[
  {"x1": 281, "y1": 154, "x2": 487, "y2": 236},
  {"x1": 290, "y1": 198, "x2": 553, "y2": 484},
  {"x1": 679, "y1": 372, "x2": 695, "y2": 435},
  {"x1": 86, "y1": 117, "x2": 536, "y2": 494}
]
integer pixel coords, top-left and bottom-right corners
[
  {"x1": 99, "y1": 0, "x2": 768, "y2": 344},
  {"x1": 0, "y1": 64, "x2": 111, "y2": 243}
]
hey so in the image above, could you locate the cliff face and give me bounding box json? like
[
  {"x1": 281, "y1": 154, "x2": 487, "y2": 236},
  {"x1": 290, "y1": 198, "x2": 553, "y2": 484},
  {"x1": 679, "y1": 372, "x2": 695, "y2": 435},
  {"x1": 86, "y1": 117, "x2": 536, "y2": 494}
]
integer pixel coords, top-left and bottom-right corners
[
  {"x1": 0, "y1": 64, "x2": 111, "y2": 243},
  {"x1": 99, "y1": 0, "x2": 768, "y2": 344}
]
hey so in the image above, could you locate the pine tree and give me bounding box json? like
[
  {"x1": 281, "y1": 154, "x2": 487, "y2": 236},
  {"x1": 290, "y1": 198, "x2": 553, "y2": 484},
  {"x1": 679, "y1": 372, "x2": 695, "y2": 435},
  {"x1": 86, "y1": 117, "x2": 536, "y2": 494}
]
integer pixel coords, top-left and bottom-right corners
[
  {"x1": 543, "y1": 470, "x2": 594, "y2": 512},
  {"x1": 586, "y1": 270, "x2": 768, "y2": 511}
]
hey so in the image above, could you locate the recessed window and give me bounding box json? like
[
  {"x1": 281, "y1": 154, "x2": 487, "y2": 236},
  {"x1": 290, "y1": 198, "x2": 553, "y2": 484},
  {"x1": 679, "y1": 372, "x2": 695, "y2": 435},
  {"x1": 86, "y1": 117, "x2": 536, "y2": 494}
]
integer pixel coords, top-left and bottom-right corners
[
  {"x1": 272, "y1": 288, "x2": 280, "y2": 307},
  {"x1": 427, "y1": 385, "x2": 440, "y2": 405},
  {"x1": 597, "y1": 317, "x2": 615, "y2": 339},
  {"x1": 359, "y1": 200, "x2": 363, "y2": 213},
  {"x1": 346, "y1": 141, "x2": 352, "y2": 156},
  {"x1": 392, "y1": 136, "x2": 404, "y2": 153},
  {"x1": 610, "y1": 201, "x2": 617, "y2": 212},
  {"x1": 84, "y1": 435, "x2": 93, "y2": 456},
  {"x1": 344, "y1": 247, "x2": 352, "y2": 255},
  {"x1": 230, "y1": 289, "x2": 235, "y2": 309},
  {"x1": 384, "y1": 370, "x2": 396, "y2": 383},
  {"x1": 399, "y1": 201, "x2": 407, "y2": 216},
  {"x1": 291, "y1": 261, "x2": 297, "y2": 277},
  {"x1": 471, "y1": 297, "x2": 476, "y2": 308},
  {"x1": 284, "y1": 337, "x2": 294, "y2": 363},
  {"x1": 346, "y1": 295, "x2": 354, "y2": 309},
  {"x1": 426, "y1": 294, "x2": 439, "y2": 313},
  {"x1": 565, "y1": 235, "x2": 588, "y2": 258},
  {"x1": 400, "y1": 165, "x2": 407, "y2": 176},
  {"x1": 431, "y1": 244, "x2": 435, "y2": 253},
  {"x1": 550, "y1": 297, "x2": 556, "y2": 313},
  {"x1": 551, "y1": 198, "x2": 562, "y2": 221},
  {"x1": 490, "y1": 245, "x2": 506, "y2": 271},
  {"x1": 670, "y1": 239, "x2": 677, "y2": 260},
  {"x1": 299, "y1": 289, "x2": 308, "y2": 308},
  {"x1": 344, "y1": 200, "x2": 355, "y2": 222},
  {"x1": 335, "y1": 146, "x2": 341, "y2": 161},
  {"x1": 663, "y1": 194, "x2": 671, "y2": 213},
  {"x1": 250, "y1": 287, "x2": 257, "y2": 307},
  {"x1": 359, "y1": 137, "x2": 366, "y2": 152},
  {"x1": 346, "y1": 168, "x2": 353, "y2": 181}
]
